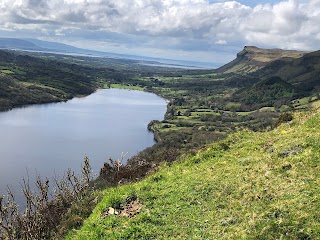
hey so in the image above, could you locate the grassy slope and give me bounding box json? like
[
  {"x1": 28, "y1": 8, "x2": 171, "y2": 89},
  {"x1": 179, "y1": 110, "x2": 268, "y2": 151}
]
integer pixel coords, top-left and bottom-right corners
[
  {"x1": 0, "y1": 50, "x2": 99, "y2": 110},
  {"x1": 216, "y1": 46, "x2": 307, "y2": 74},
  {"x1": 256, "y1": 50, "x2": 320, "y2": 92},
  {"x1": 67, "y1": 104, "x2": 320, "y2": 239}
]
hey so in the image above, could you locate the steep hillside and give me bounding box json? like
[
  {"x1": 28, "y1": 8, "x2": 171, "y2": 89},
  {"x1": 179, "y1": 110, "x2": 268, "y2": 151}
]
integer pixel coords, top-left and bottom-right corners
[
  {"x1": 255, "y1": 50, "x2": 320, "y2": 92},
  {"x1": 0, "y1": 50, "x2": 98, "y2": 110},
  {"x1": 67, "y1": 103, "x2": 320, "y2": 239},
  {"x1": 0, "y1": 74, "x2": 67, "y2": 111},
  {"x1": 232, "y1": 76, "x2": 303, "y2": 109},
  {"x1": 217, "y1": 46, "x2": 307, "y2": 74}
]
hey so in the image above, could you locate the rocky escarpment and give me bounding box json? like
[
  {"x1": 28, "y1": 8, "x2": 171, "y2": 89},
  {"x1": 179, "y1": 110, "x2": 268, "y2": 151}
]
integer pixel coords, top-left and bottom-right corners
[{"x1": 216, "y1": 46, "x2": 307, "y2": 74}]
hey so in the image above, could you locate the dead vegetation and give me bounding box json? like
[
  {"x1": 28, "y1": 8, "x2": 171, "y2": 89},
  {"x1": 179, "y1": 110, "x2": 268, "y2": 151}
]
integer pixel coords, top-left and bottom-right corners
[
  {"x1": 98, "y1": 147, "x2": 180, "y2": 187},
  {"x1": 0, "y1": 157, "x2": 93, "y2": 240}
]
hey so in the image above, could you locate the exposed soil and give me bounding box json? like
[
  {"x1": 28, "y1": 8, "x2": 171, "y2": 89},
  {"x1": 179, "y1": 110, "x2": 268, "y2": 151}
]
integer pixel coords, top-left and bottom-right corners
[{"x1": 103, "y1": 198, "x2": 143, "y2": 219}]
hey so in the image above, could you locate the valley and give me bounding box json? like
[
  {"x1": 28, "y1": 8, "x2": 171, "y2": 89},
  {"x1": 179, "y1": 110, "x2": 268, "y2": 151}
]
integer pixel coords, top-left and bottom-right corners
[{"x1": 0, "y1": 45, "x2": 320, "y2": 239}]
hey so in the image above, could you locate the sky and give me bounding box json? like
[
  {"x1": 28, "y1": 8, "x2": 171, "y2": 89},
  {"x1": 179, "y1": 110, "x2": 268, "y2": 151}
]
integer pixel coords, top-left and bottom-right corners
[{"x1": 0, "y1": 0, "x2": 319, "y2": 66}]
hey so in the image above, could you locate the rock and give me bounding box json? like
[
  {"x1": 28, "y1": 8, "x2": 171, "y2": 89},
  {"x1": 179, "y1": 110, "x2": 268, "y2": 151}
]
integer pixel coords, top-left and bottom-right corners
[{"x1": 108, "y1": 207, "x2": 115, "y2": 215}]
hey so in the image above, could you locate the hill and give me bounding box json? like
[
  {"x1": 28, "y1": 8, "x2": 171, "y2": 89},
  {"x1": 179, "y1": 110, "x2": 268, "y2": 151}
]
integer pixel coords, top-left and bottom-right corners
[
  {"x1": 231, "y1": 76, "x2": 303, "y2": 109},
  {"x1": 67, "y1": 102, "x2": 320, "y2": 239},
  {"x1": 216, "y1": 46, "x2": 307, "y2": 74},
  {"x1": 0, "y1": 50, "x2": 98, "y2": 110},
  {"x1": 218, "y1": 47, "x2": 320, "y2": 111},
  {"x1": 0, "y1": 37, "x2": 112, "y2": 56},
  {"x1": 26, "y1": 38, "x2": 89, "y2": 53},
  {"x1": 255, "y1": 50, "x2": 320, "y2": 92},
  {"x1": 0, "y1": 38, "x2": 43, "y2": 51},
  {"x1": 0, "y1": 38, "x2": 212, "y2": 68},
  {"x1": 0, "y1": 73, "x2": 67, "y2": 110}
]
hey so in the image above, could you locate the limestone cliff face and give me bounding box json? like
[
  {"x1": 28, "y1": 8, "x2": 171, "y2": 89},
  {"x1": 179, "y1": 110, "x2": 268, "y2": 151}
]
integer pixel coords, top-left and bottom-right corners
[{"x1": 236, "y1": 46, "x2": 252, "y2": 58}]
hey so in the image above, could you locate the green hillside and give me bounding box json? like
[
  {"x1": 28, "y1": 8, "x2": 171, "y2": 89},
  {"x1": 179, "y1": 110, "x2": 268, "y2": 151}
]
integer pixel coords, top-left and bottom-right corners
[
  {"x1": 67, "y1": 102, "x2": 320, "y2": 239},
  {"x1": 232, "y1": 76, "x2": 302, "y2": 107},
  {"x1": 0, "y1": 50, "x2": 99, "y2": 110},
  {"x1": 256, "y1": 50, "x2": 320, "y2": 92},
  {"x1": 0, "y1": 73, "x2": 68, "y2": 110},
  {"x1": 216, "y1": 46, "x2": 307, "y2": 74}
]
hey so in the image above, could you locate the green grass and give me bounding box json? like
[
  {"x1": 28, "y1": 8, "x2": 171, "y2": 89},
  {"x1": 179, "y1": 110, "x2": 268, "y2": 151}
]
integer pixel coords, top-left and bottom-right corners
[
  {"x1": 20, "y1": 82, "x2": 66, "y2": 92},
  {"x1": 279, "y1": 105, "x2": 292, "y2": 112},
  {"x1": 160, "y1": 126, "x2": 188, "y2": 132},
  {"x1": 172, "y1": 118, "x2": 203, "y2": 124},
  {"x1": 67, "y1": 105, "x2": 320, "y2": 239},
  {"x1": 259, "y1": 107, "x2": 276, "y2": 112},
  {"x1": 0, "y1": 69, "x2": 14, "y2": 74},
  {"x1": 237, "y1": 111, "x2": 254, "y2": 116},
  {"x1": 191, "y1": 111, "x2": 220, "y2": 116},
  {"x1": 110, "y1": 84, "x2": 144, "y2": 91},
  {"x1": 236, "y1": 107, "x2": 275, "y2": 117},
  {"x1": 225, "y1": 102, "x2": 241, "y2": 110},
  {"x1": 292, "y1": 96, "x2": 320, "y2": 111},
  {"x1": 0, "y1": 66, "x2": 28, "y2": 75},
  {"x1": 294, "y1": 97, "x2": 310, "y2": 105}
]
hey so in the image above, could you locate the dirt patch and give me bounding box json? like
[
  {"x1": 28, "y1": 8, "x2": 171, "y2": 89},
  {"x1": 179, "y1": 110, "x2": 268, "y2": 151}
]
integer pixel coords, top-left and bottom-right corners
[
  {"x1": 102, "y1": 198, "x2": 143, "y2": 219},
  {"x1": 120, "y1": 198, "x2": 143, "y2": 218}
]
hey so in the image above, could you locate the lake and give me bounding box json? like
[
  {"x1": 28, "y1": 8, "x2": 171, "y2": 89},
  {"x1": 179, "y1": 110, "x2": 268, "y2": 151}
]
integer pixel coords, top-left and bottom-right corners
[{"x1": 0, "y1": 89, "x2": 166, "y2": 200}]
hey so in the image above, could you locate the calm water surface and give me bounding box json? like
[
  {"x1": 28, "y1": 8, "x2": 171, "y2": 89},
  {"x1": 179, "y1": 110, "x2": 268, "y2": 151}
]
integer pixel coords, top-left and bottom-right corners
[{"x1": 0, "y1": 89, "x2": 166, "y2": 198}]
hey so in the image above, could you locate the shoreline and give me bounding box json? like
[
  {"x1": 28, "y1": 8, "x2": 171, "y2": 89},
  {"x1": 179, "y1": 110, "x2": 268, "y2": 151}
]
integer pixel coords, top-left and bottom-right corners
[{"x1": 0, "y1": 86, "x2": 169, "y2": 165}]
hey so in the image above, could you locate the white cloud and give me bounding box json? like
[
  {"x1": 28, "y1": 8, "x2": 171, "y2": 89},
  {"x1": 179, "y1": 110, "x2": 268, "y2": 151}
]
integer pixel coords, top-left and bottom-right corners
[
  {"x1": 0, "y1": 0, "x2": 319, "y2": 62},
  {"x1": 215, "y1": 40, "x2": 227, "y2": 45}
]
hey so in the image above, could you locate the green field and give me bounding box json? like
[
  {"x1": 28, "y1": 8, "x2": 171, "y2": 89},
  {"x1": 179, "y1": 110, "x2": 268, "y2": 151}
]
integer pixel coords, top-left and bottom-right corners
[
  {"x1": 110, "y1": 83, "x2": 144, "y2": 91},
  {"x1": 0, "y1": 69, "x2": 14, "y2": 74}
]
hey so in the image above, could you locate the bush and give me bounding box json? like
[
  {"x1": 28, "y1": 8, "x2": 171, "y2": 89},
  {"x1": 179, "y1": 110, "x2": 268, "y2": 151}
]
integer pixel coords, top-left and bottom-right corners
[
  {"x1": 275, "y1": 112, "x2": 294, "y2": 126},
  {"x1": 0, "y1": 157, "x2": 93, "y2": 240}
]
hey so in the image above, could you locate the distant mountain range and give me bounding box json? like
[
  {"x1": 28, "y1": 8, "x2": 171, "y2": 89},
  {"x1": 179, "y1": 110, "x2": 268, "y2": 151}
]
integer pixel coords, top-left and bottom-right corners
[
  {"x1": 0, "y1": 38, "x2": 42, "y2": 51},
  {"x1": 0, "y1": 37, "x2": 153, "y2": 59},
  {"x1": 0, "y1": 38, "x2": 213, "y2": 69}
]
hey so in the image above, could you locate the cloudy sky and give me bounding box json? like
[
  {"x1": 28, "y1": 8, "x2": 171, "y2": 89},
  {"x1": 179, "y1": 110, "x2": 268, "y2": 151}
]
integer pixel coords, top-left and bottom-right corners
[{"x1": 0, "y1": 0, "x2": 319, "y2": 66}]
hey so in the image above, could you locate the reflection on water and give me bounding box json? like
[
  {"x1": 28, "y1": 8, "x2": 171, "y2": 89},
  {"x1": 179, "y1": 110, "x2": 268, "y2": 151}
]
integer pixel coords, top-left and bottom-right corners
[{"x1": 0, "y1": 89, "x2": 166, "y2": 203}]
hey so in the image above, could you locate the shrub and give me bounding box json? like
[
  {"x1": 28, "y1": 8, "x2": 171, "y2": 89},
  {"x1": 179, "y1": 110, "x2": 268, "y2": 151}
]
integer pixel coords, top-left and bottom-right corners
[
  {"x1": 0, "y1": 157, "x2": 93, "y2": 240},
  {"x1": 275, "y1": 112, "x2": 294, "y2": 127}
]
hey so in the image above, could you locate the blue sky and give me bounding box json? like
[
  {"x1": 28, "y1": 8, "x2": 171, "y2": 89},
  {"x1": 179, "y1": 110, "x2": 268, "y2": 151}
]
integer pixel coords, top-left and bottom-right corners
[{"x1": 0, "y1": 0, "x2": 318, "y2": 66}]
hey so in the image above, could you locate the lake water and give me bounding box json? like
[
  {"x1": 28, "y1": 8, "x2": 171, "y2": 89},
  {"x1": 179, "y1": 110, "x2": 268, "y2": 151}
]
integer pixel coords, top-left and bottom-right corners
[{"x1": 0, "y1": 89, "x2": 166, "y2": 199}]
